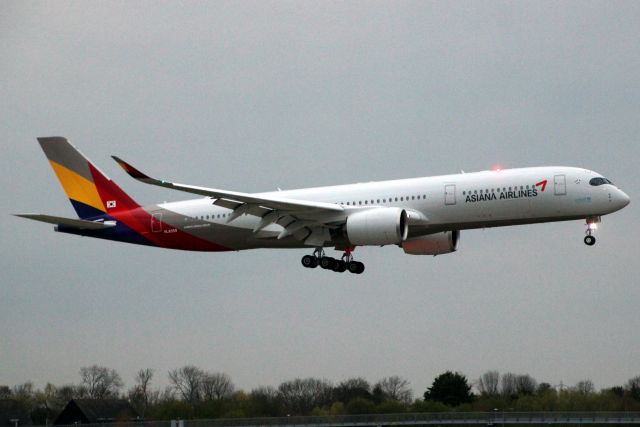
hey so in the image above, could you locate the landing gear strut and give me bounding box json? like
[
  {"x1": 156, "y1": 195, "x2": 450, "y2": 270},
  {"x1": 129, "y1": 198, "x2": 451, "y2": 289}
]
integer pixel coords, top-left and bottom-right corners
[
  {"x1": 300, "y1": 247, "x2": 365, "y2": 274},
  {"x1": 584, "y1": 217, "x2": 600, "y2": 246}
]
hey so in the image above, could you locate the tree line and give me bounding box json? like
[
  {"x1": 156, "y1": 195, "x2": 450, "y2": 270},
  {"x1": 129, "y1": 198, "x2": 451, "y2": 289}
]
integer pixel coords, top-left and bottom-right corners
[{"x1": 2, "y1": 366, "x2": 640, "y2": 424}]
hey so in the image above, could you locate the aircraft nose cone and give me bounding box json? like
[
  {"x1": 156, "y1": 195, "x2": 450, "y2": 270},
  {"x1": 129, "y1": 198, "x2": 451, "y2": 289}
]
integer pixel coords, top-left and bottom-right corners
[{"x1": 617, "y1": 189, "x2": 630, "y2": 208}]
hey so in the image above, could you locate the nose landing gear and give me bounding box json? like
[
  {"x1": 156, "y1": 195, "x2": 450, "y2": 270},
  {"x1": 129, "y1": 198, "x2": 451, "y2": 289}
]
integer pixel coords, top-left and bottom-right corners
[
  {"x1": 300, "y1": 247, "x2": 365, "y2": 274},
  {"x1": 584, "y1": 234, "x2": 596, "y2": 246},
  {"x1": 584, "y1": 217, "x2": 600, "y2": 246}
]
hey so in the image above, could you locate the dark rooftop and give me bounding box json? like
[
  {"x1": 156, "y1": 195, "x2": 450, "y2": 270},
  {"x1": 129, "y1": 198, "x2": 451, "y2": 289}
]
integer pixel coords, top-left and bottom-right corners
[
  {"x1": 54, "y1": 399, "x2": 139, "y2": 425},
  {"x1": 0, "y1": 400, "x2": 32, "y2": 426}
]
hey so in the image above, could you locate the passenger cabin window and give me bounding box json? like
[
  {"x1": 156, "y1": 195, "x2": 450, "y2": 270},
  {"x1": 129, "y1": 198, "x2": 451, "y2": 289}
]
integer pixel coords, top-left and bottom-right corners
[{"x1": 590, "y1": 177, "x2": 613, "y2": 186}]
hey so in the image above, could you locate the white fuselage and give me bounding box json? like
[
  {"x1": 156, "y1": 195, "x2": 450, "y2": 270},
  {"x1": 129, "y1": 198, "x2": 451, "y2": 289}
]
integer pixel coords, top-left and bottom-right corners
[{"x1": 152, "y1": 166, "x2": 629, "y2": 250}]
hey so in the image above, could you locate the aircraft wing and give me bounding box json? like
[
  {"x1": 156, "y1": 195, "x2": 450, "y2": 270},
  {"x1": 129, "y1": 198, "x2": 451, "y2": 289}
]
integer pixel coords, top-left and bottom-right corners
[
  {"x1": 14, "y1": 214, "x2": 116, "y2": 230},
  {"x1": 112, "y1": 156, "x2": 346, "y2": 246},
  {"x1": 112, "y1": 156, "x2": 342, "y2": 213}
]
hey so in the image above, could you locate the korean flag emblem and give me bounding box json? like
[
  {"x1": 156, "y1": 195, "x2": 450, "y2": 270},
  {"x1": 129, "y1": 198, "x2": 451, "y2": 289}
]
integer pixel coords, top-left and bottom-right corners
[{"x1": 106, "y1": 200, "x2": 117, "y2": 209}]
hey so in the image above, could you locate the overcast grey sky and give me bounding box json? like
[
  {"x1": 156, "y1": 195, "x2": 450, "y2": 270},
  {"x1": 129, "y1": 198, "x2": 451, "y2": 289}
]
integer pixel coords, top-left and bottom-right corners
[{"x1": 1, "y1": 1, "x2": 639, "y2": 396}]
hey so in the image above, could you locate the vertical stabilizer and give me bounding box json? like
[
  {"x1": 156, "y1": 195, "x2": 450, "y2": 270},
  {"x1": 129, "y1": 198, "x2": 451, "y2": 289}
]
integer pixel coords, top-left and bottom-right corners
[{"x1": 38, "y1": 137, "x2": 140, "y2": 219}]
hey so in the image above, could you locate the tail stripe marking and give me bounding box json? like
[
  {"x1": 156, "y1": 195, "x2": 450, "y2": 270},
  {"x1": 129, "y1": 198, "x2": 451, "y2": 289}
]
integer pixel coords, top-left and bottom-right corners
[
  {"x1": 89, "y1": 164, "x2": 139, "y2": 212},
  {"x1": 49, "y1": 160, "x2": 106, "y2": 213},
  {"x1": 38, "y1": 137, "x2": 95, "y2": 181}
]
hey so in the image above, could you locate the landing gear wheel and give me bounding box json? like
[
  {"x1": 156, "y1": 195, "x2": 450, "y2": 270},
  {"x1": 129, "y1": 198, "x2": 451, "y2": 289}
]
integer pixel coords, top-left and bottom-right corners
[
  {"x1": 348, "y1": 261, "x2": 365, "y2": 274},
  {"x1": 584, "y1": 235, "x2": 596, "y2": 246},
  {"x1": 333, "y1": 260, "x2": 347, "y2": 273},
  {"x1": 320, "y1": 257, "x2": 337, "y2": 269},
  {"x1": 301, "y1": 247, "x2": 364, "y2": 273},
  {"x1": 301, "y1": 255, "x2": 318, "y2": 268}
]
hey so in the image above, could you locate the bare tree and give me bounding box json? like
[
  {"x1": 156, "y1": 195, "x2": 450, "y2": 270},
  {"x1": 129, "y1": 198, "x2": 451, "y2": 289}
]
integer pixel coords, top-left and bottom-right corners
[
  {"x1": 42, "y1": 383, "x2": 58, "y2": 405},
  {"x1": 55, "y1": 384, "x2": 79, "y2": 402},
  {"x1": 477, "y1": 371, "x2": 500, "y2": 397},
  {"x1": 501, "y1": 373, "x2": 518, "y2": 398},
  {"x1": 129, "y1": 369, "x2": 155, "y2": 415},
  {"x1": 537, "y1": 382, "x2": 554, "y2": 395},
  {"x1": 159, "y1": 385, "x2": 177, "y2": 402},
  {"x1": 626, "y1": 375, "x2": 640, "y2": 400},
  {"x1": 32, "y1": 383, "x2": 63, "y2": 424},
  {"x1": 334, "y1": 377, "x2": 372, "y2": 402},
  {"x1": 10, "y1": 382, "x2": 35, "y2": 415},
  {"x1": 201, "y1": 372, "x2": 234, "y2": 401},
  {"x1": 250, "y1": 385, "x2": 279, "y2": 400},
  {"x1": 516, "y1": 374, "x2": 537, "y2": 395},
  {"x1": 79, "y1": 365, "x2": 123, "y2": 399},
  {"x1": 374, "y1": 376, "x2": 412, "y2": 404},
  {"x1": 249, "y1": 386, "x2": 281, "y2": 416},
  {"x1": 278, "y1": 378, "x2": 333, "y2": 414},
  {"x1": 168, "y1": 365, "x2": 204, "y2": 404},
  {"x1": 0, "y1": 386, "x2": 12, "y2": 399},
  {"x1": 12, "y1": 382, "x2": 34, "y2": 403},
  {"x1": 137, "y1": 369, "x2": 154, "y2": 395},
  {"x1": 574, "y1": 380, "x2": 595, "y2": 395}
]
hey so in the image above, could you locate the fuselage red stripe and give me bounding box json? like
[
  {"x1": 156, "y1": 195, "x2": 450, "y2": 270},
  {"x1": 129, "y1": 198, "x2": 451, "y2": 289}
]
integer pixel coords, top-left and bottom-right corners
[{"x1": 89, "y1": 164, "x2": 230, "y2": 251}]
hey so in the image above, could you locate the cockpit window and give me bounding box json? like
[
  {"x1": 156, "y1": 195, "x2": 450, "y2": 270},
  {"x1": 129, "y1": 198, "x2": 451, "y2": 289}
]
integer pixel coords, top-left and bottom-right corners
[{"x1": 589, "y1": 177, "x2": 613, "y2": 186}]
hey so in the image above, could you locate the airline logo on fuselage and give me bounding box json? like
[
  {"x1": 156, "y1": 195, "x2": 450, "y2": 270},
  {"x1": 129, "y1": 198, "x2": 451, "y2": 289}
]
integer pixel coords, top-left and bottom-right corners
[{"x1": 465, "y1": 179, "x2": 547, "y2": 203}]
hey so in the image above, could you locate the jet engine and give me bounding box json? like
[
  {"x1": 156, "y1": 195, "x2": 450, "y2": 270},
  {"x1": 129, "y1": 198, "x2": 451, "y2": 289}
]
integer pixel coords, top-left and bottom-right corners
[
  {"x1": 401, "y1": 230, "x2": 460, "y2": 255},
  {"x1": 346, "y1": 208, "x2": 408, "y2": 246}
]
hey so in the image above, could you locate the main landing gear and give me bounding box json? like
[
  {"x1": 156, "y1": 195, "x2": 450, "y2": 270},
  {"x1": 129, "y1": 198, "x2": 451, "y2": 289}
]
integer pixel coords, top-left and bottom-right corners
[
  {"x1": 301, "y1": 247, "x2": 365, "y2": 274},
  {"x1": 584, "y1": 217, "x2": 600, "y2": 246}
]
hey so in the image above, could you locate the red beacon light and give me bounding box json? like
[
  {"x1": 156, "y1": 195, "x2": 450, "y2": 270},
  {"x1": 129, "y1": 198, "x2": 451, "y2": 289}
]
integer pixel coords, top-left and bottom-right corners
[{"x1": 492, "y1": 164, "x2": 504, "y2": 172}]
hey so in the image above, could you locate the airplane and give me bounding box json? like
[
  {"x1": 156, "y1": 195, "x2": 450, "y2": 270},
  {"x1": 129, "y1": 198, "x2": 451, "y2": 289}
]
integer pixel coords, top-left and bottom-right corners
[{"x1": 16, "y1": 137, "x2": 630, "y2": 274}]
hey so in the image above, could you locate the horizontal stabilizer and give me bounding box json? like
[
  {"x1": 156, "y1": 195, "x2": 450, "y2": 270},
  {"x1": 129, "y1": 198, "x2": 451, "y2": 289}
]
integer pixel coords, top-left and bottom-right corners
[{"x1": 14, "y1": 214, "x2": 116, "y2": 230}]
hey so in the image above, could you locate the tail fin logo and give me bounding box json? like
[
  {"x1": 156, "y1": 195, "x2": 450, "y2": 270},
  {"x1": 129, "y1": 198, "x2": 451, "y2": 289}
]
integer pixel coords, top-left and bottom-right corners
[{"x1": 106, "y1": 200, "x2": 117, "y2": 209}]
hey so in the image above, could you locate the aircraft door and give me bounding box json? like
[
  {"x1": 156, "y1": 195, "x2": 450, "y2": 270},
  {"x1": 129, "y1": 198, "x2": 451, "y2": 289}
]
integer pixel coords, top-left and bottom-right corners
[
  {"x1": 554, "y1": 175, "x2": 567, "y2": 196},
  {"x1": 151, "y1": 212, "x2": 163, "y2": 232},
  {"x1": 444, "y1": 184, "x2": 456, "y2": 205}
]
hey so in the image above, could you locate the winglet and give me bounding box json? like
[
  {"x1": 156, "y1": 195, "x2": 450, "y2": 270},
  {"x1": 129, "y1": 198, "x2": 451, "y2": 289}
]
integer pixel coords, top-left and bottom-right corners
[{"x1": 112, "y1": 156, "x2": 153, "y2": 181}]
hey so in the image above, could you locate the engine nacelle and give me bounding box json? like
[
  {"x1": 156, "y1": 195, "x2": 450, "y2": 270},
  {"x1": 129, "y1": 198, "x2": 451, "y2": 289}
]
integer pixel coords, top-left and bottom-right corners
[
  {"x1": 401, "y1": 231, "x2": 460, "y2": 255},
  {"x1": 346, "y1": 208, "x2": 408, "y2": 246}
]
